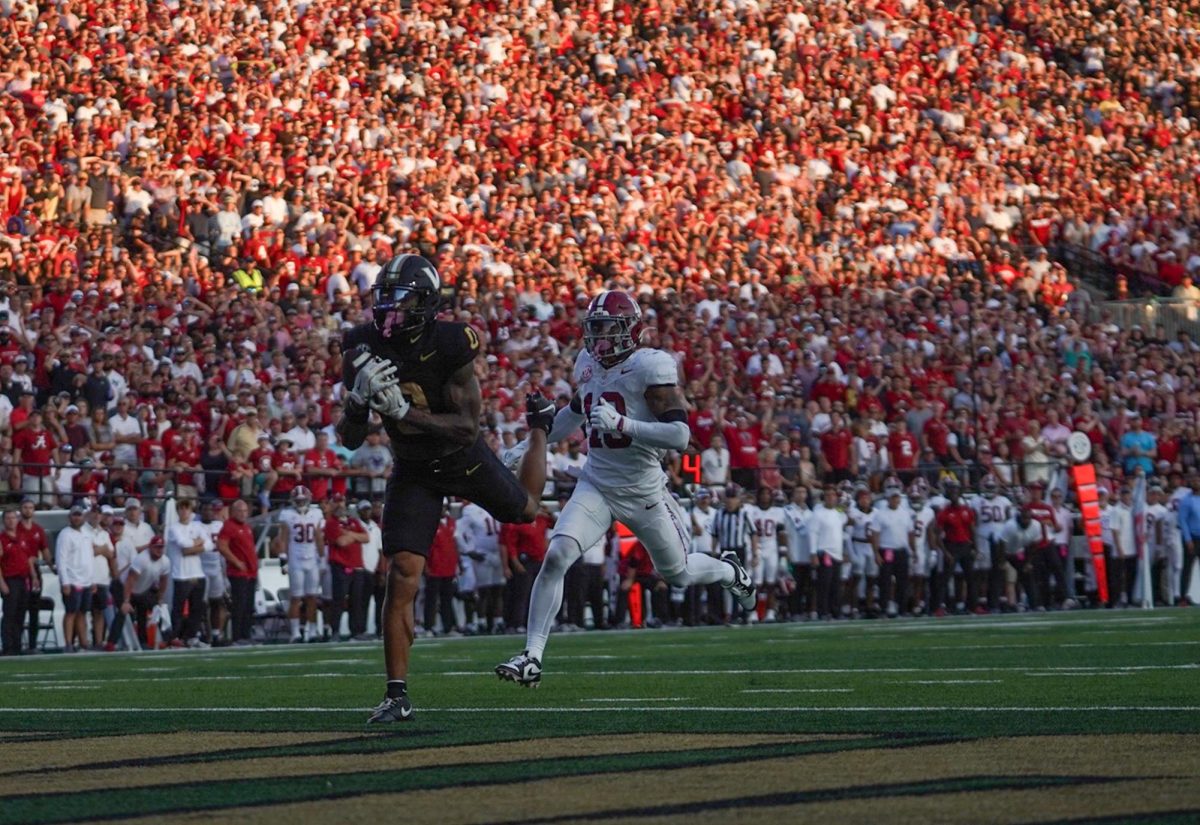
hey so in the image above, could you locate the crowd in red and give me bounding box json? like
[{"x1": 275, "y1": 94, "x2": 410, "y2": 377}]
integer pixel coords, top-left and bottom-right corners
[{"x1": 0, "y1": 0, "x2": 1196, "y2": 514}]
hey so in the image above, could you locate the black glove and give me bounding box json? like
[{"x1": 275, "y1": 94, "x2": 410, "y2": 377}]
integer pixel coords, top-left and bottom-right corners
[{"x1": 525, "y1": 392, "x2": 555, "y2": 435}]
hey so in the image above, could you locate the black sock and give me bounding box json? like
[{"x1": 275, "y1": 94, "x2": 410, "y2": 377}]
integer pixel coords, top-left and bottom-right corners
[{"x1": 386, "y1": 680, "x2": 407, "y2": 699}]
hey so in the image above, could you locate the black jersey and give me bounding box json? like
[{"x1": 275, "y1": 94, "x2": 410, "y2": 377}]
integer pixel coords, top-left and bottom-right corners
[{"x1": 342, "y1": 320, "x2": 482, "y2": 461}]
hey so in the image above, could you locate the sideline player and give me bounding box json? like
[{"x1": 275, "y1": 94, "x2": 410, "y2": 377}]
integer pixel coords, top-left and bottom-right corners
[
  {"x1": 336, "y1": 254, "x2": 551, "y2": 724},
  {"x1": 456, "y1": 500, "x2": 506, "y2": 634},
  {"x1": 971, "y1": 476, "x2": 1013, "y2": 611},
  {"x1": 747, "y1": 487, "x2": 788, "y2": 622},
  {"x1": 496, "y1": 291, "x2": 754, "y2": 686},
  {"x1": 272, "y1": 486, "x2": 325, "y2": 643}
]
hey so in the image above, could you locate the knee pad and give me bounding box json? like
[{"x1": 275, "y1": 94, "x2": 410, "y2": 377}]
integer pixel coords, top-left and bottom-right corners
[
  {"x1": 542, "y1": 536, "x2": 583, "y2": 576},
  {"x1": 658, "y1": 563, "x2": 689, "y2": 588}
]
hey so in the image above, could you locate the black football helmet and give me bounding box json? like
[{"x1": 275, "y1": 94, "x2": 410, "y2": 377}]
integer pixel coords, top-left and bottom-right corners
[{"x1": 372, "y1": 254, "x2": 442, "y2": 339}]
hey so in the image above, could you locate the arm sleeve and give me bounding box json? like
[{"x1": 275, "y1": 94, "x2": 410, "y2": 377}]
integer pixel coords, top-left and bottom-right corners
[
  {"x1": 618, "y1": 417, "x2": 690, "y2": 452},
  {"x1": 547, "y1": 404, "x2": 586, "y2": 443}
]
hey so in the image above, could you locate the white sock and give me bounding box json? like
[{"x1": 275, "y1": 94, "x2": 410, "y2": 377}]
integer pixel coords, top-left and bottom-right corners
[
  {"x1": 289, "y1": 618, "x2": 300, "y2": 638},
  {"x1": 306, "y1": 622, "x2": 318, "y2": 638},
  {"x1": 524, "y1": 540, "x2": 584, "y2": 661}
]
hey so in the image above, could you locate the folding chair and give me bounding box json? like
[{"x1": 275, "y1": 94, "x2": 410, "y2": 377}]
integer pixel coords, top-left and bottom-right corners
[
  {"x1": 253, "y1": 586, "x2": 288, "y2": 642},
  {"x1": 36, "y1": 597, "x2": 60, "y2": 652}
]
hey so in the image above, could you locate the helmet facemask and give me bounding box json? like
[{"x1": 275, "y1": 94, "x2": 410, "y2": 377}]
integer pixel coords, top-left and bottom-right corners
[
  {"x1": 373, "y1": 285, "x2": 431, "y2": 339},
  {"x1": 584, "y1": 316, "x2": 638, "y2": 367}
]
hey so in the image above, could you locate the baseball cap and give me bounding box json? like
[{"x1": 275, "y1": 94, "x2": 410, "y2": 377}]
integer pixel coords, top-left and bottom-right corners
[
  {"x1": 724, "y1": 483, "x2": 740, "y2": 498},
  {"x1": 356, "y1": 500, "x2": 373, "y2": 511},
  {"x1": 100, "y1": 505, "x2": 114, "y2": 515},
  {"x1": 125, "y1": 498, "x2": 142, "y2": 510},
  {"x1": 149, "y1": 536, "x2": 165, "y2": 548},
  {"x1": 69, "y1": 504, "x2": 86, "y2": 515}
]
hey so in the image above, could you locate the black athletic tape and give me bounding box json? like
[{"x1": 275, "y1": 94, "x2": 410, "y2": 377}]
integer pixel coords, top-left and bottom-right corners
[
  {"x1": 657, "y1": 408, "x2": 688, "y2": 424},
  {"x1": 570, "y1": 394, "x2": 583, "y2": 414}
]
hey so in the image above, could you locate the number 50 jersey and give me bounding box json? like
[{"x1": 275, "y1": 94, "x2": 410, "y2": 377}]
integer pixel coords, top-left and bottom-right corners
[{"x1": 573, "y1": 347, "x2": 681, "y2": 499}]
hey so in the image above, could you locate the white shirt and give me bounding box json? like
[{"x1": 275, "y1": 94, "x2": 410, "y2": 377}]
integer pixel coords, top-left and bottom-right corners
[
  {"x1": 109, "y1": 413, "x2": 142, "y2": 466},
  {"x1": 911, "y1": 505, "x2": 936, "y2": 555},
  {"x1": 360, "y1": 520, "x2": 382, "y2": 573},
  {"x1": 874, "y1": 505, "x2": 914, "y2": 549},
  {"x1": 87, "y1": 523, "x2": 114, "y2": 586},
  {"x1": 124, "y1": 519, "x2": 156, "y2": 553},
  {"x1": 691, "y1": 505, "x2": 717, "y2": 555},
  {"x1": 810, "y1": 505, "x2": 849, "y2": 560},
  {"x1": 1001, "y1": 519, "x2": 1046, "y2": 554},
  {"x1": 128, "y1": 551, "x2": 172, "y2": 596},
  {"x1": 1111, "y1": 504, "x2": 1135, "y2": 558},
  {"x1": 783, "y1": 503, "x2": 812, "y2": 563},
  {"x1": 700, "y1": 447, "x2": 730, "y2": 485},
  {"x1": 55, "y1": 526, "x2": 94, "y2": 589},
  {"x1": 848, "y1": 506, "x2": 878, "y2": 546},
  {"x1": 200, "y1": 519, "x2": 224, "y2": 575},
  {"x1": 283, "y1": 426, "x2": 316, "y2": 453},
  {"x1": 114, "y1": 535, "x2": 138, "y2": 583},
  {"x1": 167, "y1": 518, "x2": 209, "y2": 580}
]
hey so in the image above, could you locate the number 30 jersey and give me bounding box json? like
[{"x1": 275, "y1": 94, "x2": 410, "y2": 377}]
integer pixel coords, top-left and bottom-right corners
[
  {"x1": 279, "y1": 508, "x2": 326, "y2": 564},
  {"x1": 573, "y1": 347, "x2": 681, "y2": 498}
]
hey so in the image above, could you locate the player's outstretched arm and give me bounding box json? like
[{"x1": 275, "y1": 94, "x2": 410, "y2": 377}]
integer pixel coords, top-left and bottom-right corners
[
  {"x1": 547, "y1": 394, "x2": 586, "y2": 443},
  {"x1": 401, "y1": 361, "x2": 481, "y2": 447}
]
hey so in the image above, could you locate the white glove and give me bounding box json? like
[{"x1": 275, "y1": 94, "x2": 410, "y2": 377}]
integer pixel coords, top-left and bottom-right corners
[
  {"x1": 348, "y1": 347, "x2": 398, "y2": 406},
  {"x1": 589, "y1": 397, "x2": 625, "y2": 433},
  {"x1": 371, "y1": 383, "x2": 411, "y2": 421}
]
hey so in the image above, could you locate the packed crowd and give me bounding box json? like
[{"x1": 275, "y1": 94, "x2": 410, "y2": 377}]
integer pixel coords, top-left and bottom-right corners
[{"x1": 2, "y1": 0, "x2": 1200, "y2": 649}]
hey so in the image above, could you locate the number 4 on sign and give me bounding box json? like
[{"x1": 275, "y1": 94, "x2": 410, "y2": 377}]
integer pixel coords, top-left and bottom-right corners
[{"x1": 583, "y1": 392, "x2": 632, "y2": 449}]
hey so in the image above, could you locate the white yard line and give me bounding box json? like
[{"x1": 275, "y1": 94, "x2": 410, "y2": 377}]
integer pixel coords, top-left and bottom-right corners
[
  {"x1": 580, "y1": 697, "x2": 690, "y2": 703},
  {"x1": 0, "y1": 705, "x2": 1195, "y2": 714},
  {"x1": 439, "y1": 663, "x2": 1199, "y2": 676},
  {"x1": 900, "y1": 680, "x2": 1003, "y2": 685},
  {"x1": 740, "y1": 688, "x2": 854, "y2": 694}
]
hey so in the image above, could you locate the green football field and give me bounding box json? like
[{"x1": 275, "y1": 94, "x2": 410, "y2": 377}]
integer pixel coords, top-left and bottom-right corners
[{"x1": 0, "y1": 610, "x2": 1198, "y2": 824}]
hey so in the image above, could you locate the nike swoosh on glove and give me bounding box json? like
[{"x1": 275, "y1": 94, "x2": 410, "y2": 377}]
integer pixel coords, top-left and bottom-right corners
[
  {"x1": 348, "y1": 346, "x2": 399, "y2": 406},
  {"x1": 588, "y1": 397, "x2": 625, "y2": 433},
  {"x1": 525, "y1": 392, "x2": 555, "y2": 434},
  {"x1": 371, "y1": 383, "x2": 411, "y2": 421}
]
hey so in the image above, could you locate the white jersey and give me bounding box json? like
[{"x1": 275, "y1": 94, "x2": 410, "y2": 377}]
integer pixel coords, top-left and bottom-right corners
[
  {"x1": 911, "y1": 504, "x2": 936, "y2": 556},
  {"x1": 690, "y1": 505, "x2": 718, "y2": 555},
  {"x1": 456, "y1": 503, "x2": 502, "y2": 565},
  {"x1": 279, "y1": 508, "x2": 325, "y2": 564},
  {"x1": 201, "y1": 519, "x2": 224, "y2": 575},
  {"x1": 971, "y1": 495, "x2": 1013, "y2": 545},
  {"x1": 783, "y1": 503, "x2": 812, "y2": 563},
  {"x1": 1147, "y1": 503, "x2": 1170, "y2": 556},
  {"x1": 1050, "y1": 505, "x2": 1074, "y2": 545},
  {"x1": 847, "y1": 506, "x2": 877, "y2": 547},
  {"x1": 574, "y1": 347, "x2": 680, "y2": 498},
  {"x1": 1166, "y1": 488, "x2": 1189, "y2": 546},
  {"x1": 747, "y1": 505, "x2": 787, "y2": 556}
]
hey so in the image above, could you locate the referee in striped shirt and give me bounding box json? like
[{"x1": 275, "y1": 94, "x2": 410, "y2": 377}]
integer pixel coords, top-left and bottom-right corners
[{"x1": 708, "y1": 484, "x2": 758, "y2": 622}]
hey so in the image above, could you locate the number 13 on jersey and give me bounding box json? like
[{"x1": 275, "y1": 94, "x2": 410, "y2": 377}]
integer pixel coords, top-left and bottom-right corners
[{"x1": 583, "y1": 392, "x2": 632, "y2": 449}]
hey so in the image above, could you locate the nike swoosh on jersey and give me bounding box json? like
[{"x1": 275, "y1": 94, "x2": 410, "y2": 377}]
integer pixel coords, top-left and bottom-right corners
[
  {"x1": 465, "y1": 463, "x2": 483, "y2": 477},
  {"x1": 420, "y1": 351, "x2": 436, "y2": 361},
  {"x1": 645, "y1": 502, "x2": 657, "y2": 509}
]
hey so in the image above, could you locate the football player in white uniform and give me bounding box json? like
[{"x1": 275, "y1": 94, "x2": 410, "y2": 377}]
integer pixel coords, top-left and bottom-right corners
[
  {"x1": 1166, "y1": 480, "x2": 1190, "y2": 604},
  {"x1": 456, "y1": 502, "x2": 506, "y2": 634},
  {"x1": 497, "y1": 292, "x2": 755, "y2": 686},
  {"x1": 971, "y1": 476, "x2": 1013, "y2": 611},
  {"x1": 908, "y1": 487, "x2": 938, "y2": 615},
  {"x1": 747, "y1": 487, "x2": 788, "y2": 622},
  {"x1": 272, "y1": 486, "x2": 326, "y2": 642},
  {"x1": 687, "y1": 487, "x2": 720, "y2": 626},
  {"x1": 782, "y1": 486, "x2": 813, "y2": 619},
  {"x1": 844, "y1": 485, "x2": 879, "y2": 617}
]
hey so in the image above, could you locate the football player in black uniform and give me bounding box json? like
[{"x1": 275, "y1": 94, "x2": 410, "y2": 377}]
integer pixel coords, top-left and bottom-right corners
[{"x1": 337, "y1": 254, "x2": 554, "y2": 724}]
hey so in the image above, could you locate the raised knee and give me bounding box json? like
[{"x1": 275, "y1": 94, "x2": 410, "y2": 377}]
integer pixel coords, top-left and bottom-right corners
[{"x1": 542, "y1": 536, "x2": 581, "y2": 575}]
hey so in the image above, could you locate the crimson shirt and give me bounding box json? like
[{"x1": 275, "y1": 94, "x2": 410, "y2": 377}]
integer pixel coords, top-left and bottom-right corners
[
  {"x1": 302, "y1": 448, "x2": 341, "y2": 501},
  {"x1": 217, "y1": 518, "x2": 258, "y2": 579},
  {"x1": 936, "y1": 504, "x2": 977, "y2": 544},
  {"x1": 0, "y1": 531, "x2": 31, "y2": 578},
  {"x1": 14, "y1": 427, "x2": 55, "y2": 476},
  {"x1": 325, "y1": 517, "x2": 365, "y2": 570},
  {"x1": 427, "y1": 518, "x2": 459, "y2": 578},
  {"x1": 820, "y1": 428, "x2": 853, "y2": 472}
]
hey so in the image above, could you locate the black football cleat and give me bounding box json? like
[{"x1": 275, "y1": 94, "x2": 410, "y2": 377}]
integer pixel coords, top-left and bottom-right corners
[
  {"x1": 366, "y1": 694, "x2": 414, "y2": 725},
  {"x1": 495, "y1": 651, "x2": 543, "y2": 687},
  {"x1": 525, "y1": 393, "x2": 556, "y2": 435}
]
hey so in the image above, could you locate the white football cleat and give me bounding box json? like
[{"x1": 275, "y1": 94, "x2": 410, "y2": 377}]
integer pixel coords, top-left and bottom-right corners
[
  {"x1": 495, "y1": 650, "x2": 542, "y2": 688},
  {"x1": 720, "y1": 551, "x2": 757, "y2": 611}
]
